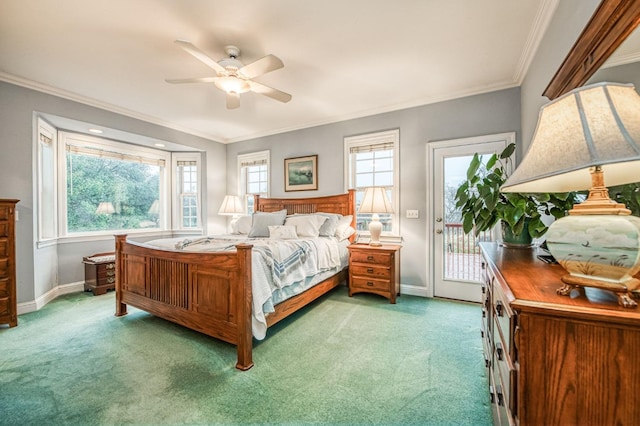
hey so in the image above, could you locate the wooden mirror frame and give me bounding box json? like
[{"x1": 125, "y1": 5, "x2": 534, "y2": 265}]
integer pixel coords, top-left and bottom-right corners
[{"x1": 544, "y1": 0, "x2": 640, "y2": 99}]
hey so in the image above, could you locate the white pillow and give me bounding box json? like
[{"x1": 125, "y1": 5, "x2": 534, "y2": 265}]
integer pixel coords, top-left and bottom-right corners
[
  {"x1": 231, "y1": 216, "x2": 252, "y2": 234},
  {"x1": 316, "y1": 213, "x2": 341, "y2": 237},
  {"x1": 284, "y1": 214, "x2": 328, "y2": 237},
  {"x1": 268, "y1": 225, "x2": 298, "y2": 239},
  {"x1": 335, "y1": 215, "x2": 353, "y2": 239},
  {"x1": 249, "y1": 209, "x2": 287, "y2": 238}
]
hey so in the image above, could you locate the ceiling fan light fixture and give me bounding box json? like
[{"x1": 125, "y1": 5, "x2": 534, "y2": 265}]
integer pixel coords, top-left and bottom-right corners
[{"x1": 215, "y1": 76, "x2": 250, "y2": 94}]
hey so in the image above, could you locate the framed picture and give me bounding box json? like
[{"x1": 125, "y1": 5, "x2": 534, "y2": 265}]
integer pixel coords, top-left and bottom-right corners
[{"x1": 285, "y1": 155, "x2": 318, "y2": 191}]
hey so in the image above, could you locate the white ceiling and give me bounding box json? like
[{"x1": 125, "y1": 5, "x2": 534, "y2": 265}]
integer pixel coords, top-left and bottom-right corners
[{"x1": 0, "y1": 0, "x2": 589, "y2": 144}]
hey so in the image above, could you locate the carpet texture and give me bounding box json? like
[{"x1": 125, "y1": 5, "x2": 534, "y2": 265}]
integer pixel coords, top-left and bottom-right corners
[{"x1": 0, "y1": 286, "x2": 492, "y2": 425}]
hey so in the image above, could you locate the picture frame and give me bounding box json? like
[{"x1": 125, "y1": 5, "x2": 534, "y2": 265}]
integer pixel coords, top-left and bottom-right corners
[{"x1": 284, "y1": 155, "x2": 318, "y2": 191}]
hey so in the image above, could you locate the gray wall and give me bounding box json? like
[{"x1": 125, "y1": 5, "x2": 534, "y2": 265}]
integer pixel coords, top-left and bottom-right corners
[
  {"x1": 520, "y1": 0, "x2": 600, "y2": 156},
  {"x1": 226, "y1": 88, "x2": 522, "y2": 294},
  {"x1": 0, "y1": 81, "x2": 226, "y2": 304}
]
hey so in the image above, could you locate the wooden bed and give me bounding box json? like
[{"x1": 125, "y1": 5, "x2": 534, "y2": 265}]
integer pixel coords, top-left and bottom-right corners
[{"x1": 114, "y1": 190, "x2": 355, "y2": 370}]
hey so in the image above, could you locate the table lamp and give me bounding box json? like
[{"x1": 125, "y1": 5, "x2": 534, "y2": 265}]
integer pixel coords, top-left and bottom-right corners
[
  {"x1": 359, "y1": 187, "x2": 394, "y2": 246},
  {"x1": 95, "y1": 202, "x2": 115, "y2": 215},
  {"x1": 502, "y1": 82, "x2": 640, "y2": 307},
  {"x1": 218, "y1": 195, "x2": 245, "y2": 227}
]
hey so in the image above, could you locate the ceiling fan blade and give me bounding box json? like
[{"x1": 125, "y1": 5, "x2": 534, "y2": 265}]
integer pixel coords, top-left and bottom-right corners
[
  {"x1": 165, "y1": 77, "x2": 218, "y2": 84},
  {"x1": 226, "y1": 92, "x2": 240, "y2": 109},
  {"x1": 239, "y1": 54, "x2": 284, "y2": 79},
  {"x1": 249, "y1": 81, "x2": 292, "y2": 103},
  {"x1": 174, "y1": 40, "x2": 225, "y2": 73}
]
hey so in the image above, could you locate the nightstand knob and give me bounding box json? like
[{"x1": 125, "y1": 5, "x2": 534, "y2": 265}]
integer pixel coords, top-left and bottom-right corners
[
  {"x1": 366, "y1": 281, "x2": 374, "y2": 287},
  {"x1": 367, "y1": 255, "x2": 374, "y2": 261},
  {"x1": 367, "y1": 268, "x2": 374, "y2": 273}
]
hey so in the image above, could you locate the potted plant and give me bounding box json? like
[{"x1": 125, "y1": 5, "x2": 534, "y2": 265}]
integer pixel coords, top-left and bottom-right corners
[{"x1": 454, "y1": 143, "x2": 577, "y2": 246}]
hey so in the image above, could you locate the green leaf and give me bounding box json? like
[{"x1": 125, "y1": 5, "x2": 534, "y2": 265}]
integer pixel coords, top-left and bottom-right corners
[
  {"x1": 500, "y1": 143, "x2": 516, "y2": 159},
  {"x1": 467, "y1": 154, "x2": 481, "y2": 181}
]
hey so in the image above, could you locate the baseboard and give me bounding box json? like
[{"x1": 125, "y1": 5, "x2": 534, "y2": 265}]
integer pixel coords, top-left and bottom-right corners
[
  {"x1": 400, "y1": 283, "x2": 429, "y2": 298},
  {"x1": 17, "y1": 281, "x2": 85, "y2": 315}
]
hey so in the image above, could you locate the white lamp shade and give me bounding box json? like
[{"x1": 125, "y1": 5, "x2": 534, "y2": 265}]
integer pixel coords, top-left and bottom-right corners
[
  {"x1": 95, "y1": 202, "x2": 115, "y2": 215},
  {"x1": 502, "y1": 82, "x2": 640, "y2": 193},
  {"x1": 218, "y1": 195, "x2": 245, "y2": 215},
  {"x1": 358, "y1": 187, "x2": 394, "y2": 214},
  {"x1": 148, "y1": 199, "x2": 160, "y2": 215}
]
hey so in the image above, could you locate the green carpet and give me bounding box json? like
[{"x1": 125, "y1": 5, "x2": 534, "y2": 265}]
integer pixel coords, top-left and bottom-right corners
[{"x1": 0, "y1": 286, "x2": 492, "y2": 425}]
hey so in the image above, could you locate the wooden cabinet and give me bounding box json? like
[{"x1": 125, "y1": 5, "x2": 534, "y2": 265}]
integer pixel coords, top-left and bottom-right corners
[
  {"x1": 347, "y1": 244, "x2": 401, "y2": 303},
  {"x1": 83, "y1": 252, "x2": 116, "y2": 296},
  {"x1": 480, "y1": 242, "x2": 640, "y2": 426},
  {"x1": 0, "y1": 199, "x2": 18, "y2": 327}
]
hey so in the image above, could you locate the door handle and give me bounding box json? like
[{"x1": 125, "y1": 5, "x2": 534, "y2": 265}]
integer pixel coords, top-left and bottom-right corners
[
  {"x1": 435, "y1": 217, "x2": 443, "y2": 222},
  {"x1": 436, "y1": 229, "x2": 443, "y2": 234}
]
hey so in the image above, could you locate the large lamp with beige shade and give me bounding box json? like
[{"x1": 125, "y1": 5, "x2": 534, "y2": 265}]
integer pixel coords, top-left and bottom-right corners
[
  {"x1": 358, "y1": 187, "x2": 394, "y2": 247},
  {"x1": 502, "y1": 82, "x2": 640, "y2": 307}
]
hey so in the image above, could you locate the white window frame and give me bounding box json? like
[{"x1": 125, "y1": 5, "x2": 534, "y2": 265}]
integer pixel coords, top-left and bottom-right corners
[
  {"x1": 344, "y1": 129, "x2": 400, "y2": 237},
  {"x1": 57, "y1": 131, "x2": 171, "y2": 238},
  {"x1": 172, "y1": 153, "x2": 203, "y2": 231},
  {"x1": 36, "y1": 117, "x2": 58, "y2": 244},
  {"x1": 237, "y1": 150, "x2": 270, "y2": 214}
]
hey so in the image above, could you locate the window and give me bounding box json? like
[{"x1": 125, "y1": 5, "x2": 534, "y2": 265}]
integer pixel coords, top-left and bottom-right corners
[
  {"x1": 37, "y1": 118, "x2": 57, "y2": 242},
  {"x1": 238, "y1": 150, "x2": 270, "y2": 214},
  {"x1": 345, "y1": 129, "x2": 400, "y2": 236},
  {"x1": 173, "y1": 155, "x2": 201, "y2": 230},
  {"x1": 58, "y1": 132, "x2": 170, "y2": 236}
]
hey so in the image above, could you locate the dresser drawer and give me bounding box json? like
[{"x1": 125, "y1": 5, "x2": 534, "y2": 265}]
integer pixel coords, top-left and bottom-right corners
[
  {"x1": 97, "y1": 264, "x2": 116, "y2": 278},
  {"x1": 0, "y1": 239, "x2": 7, "y2": 257},
  {"x1": 0, "y1": 257, "x2": 7, "y2": 277},
  {"x1": 0, "y1": 296, "x2": 9, "y2": 316},
  {"x1": 351, "y1": 276, "x2": 391, "y2": 292},
  {"x1": 0, "y1": 277, "x2": 8, "y2": 297},
  {"x1": 0, "y1": 223, "x2": 7, "y2": 238},
  {"x1": 350, "y1": 264, "x2": 390, "y2": 279},
  {"x1": 0, "y1": 205, "x2": 9, "y2": 221},
  {"x1": 350, "y1": 251, "x2": 391, "y2": 265}
]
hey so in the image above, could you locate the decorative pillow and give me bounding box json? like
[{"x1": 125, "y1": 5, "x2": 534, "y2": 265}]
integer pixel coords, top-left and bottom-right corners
[
  {"x1": 284, "y1": 214, "x2": 328, "y2": 238},
  {"x1": 231, "y1": 216, "x2": 252, "y2": 235},
  {"x1": 335, "y1": 215, "x2": 354, "y2": 240},
  {"x1": 268, "y1": 225, "x2": 298, "y2": 239},
  {"x1": 336, "y1": 225, "x2": 356, "y2": 242},
  {"x1": 316, "y1": 213, "x2": 341, "y2": 237},
  {"x1": 248, "y1": 209, "x2": 287, "y2": 238}
]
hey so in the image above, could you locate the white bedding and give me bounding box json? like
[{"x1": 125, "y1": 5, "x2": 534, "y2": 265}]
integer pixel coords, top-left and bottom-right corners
[{"x1": 143, "y1": 235, "x2": 349, "y2": 339}]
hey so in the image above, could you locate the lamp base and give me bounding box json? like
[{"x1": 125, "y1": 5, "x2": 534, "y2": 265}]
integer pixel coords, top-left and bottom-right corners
[{"x1": 557, "y1": 275, "x2": 640, "y2": 308}]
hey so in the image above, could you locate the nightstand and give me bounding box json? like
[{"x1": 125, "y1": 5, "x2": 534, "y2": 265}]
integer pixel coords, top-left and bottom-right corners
[
  {"x1": 83, "y1": 252, "x2": 116, "y2": 296},
  {"x1": 347, "y1": 244, "x2": 401, "y2": 303}
]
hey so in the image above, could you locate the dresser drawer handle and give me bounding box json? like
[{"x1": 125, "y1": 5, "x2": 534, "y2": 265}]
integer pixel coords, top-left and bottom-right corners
[
  {"x1": 367, "y1": 268, "x2": 374, "y2": 273},
  {"x1": 106, "y1": 263, "x2": 115, "y2": 270},
  {"x1": 366, "y1": 281, "x2": 374, "y2": 287},
  {"x1": 106, "y1": 277, "x2": 115, "y2": 284},
  {"x1": 366, "y1": 255, "x2": 374, "y2": 261},
  {"x1": 496, "y1": 300, "x2": 504, "y2": 317},
  {"x1": 496, "y1": 385, "x2": 504, "y2": 406},
  {"x1": 495, "y1": 341, "x2": 503, "y2": 361},
  {"x1": 106, "y1": 270, "x2": 115, "y2": 277}
]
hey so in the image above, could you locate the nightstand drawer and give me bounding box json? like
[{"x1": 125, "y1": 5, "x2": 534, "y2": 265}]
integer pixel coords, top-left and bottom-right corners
[
  {"x1": 350, "y1": 251, "x2": 391, "y2": 265},
  {"x1": 351, "y1": 276, "x2": 391, "y2": 292},
  {"x1": 0, "y1": 257, "x2": 7, "y2": 277},
  {"x1": 350, "y1": 264, "x2": 390, "y2": 279},
  {"x1": 0, "y1": 296, "x2": 8, "y2": 316},
  {"x1": 0, "y1": 277, "x2": 8, "y2": 296}
]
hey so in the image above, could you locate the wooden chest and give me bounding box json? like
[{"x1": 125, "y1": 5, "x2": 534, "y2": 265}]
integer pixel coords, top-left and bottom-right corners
[
  {"x1": 83, "y1": 252, "x2": 116, "y2": 296},
  {"x1": 0, "y1": 199, "x2": 18, "y2": 327}
]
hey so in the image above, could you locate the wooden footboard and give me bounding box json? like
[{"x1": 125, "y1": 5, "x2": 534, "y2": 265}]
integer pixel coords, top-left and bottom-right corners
[
  {"x1": 114, "y1": 190, "x2": 355, "y2": 370},
  {"x1": 114, "y1": 234, "x2": 255, "y2": 370}
]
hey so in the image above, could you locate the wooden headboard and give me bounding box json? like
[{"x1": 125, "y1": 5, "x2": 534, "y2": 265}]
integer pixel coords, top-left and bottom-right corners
[{"x1": 254, "y1": 190, "x2": 357, "y2": 235}]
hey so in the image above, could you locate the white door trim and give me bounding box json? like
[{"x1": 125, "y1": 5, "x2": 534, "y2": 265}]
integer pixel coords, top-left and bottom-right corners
[{"x1": 425, "y1": 132, "x2": 516, "y2": 299}]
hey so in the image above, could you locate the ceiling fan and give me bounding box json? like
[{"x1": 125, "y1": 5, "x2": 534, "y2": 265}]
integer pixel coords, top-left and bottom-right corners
[{"x1": 166, "y1": 40, "x2": 292, "y2": 109}]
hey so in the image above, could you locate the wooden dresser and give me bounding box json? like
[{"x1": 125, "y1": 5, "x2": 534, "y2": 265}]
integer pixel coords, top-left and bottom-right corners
[
  {"x1": 347, "y1": 244, "x2": 401, "y2": 303},
  {"x1": 480, "y1": 242, "x2": 640, "y2": 426},
  {"x1": 0, "y1": 199, "x2": 18, "y2": 327},
  {"x1": 83, "y1": 252, "x2": 116, "y2": 295}
]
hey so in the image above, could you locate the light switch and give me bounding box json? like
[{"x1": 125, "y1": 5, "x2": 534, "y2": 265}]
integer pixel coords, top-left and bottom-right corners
[{"x1": 406, "y1": 210, "x2": 419, "y2": 219}]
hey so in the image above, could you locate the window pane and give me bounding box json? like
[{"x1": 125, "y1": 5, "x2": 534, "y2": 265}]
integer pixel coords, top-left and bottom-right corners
[
  {"x1": 374, "y1": 172, "x2": 393, "y2": 186},
  {"x1": 66, "y1": 153, "x2": 160, "y2": 233}
]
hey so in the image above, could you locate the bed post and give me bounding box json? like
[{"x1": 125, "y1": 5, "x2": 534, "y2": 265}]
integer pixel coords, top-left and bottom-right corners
[
  {"x1": 114, "y1": 234, "x2": 128, "y2": 317},
  {"x1": 235, "y1": 243, "x2": 254, "y2": 370}
]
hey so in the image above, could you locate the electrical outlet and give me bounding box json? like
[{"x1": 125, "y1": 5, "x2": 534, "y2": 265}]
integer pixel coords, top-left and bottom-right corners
[{"x1": 406, "y1": 210, "x2": 419, "y2": 219}]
